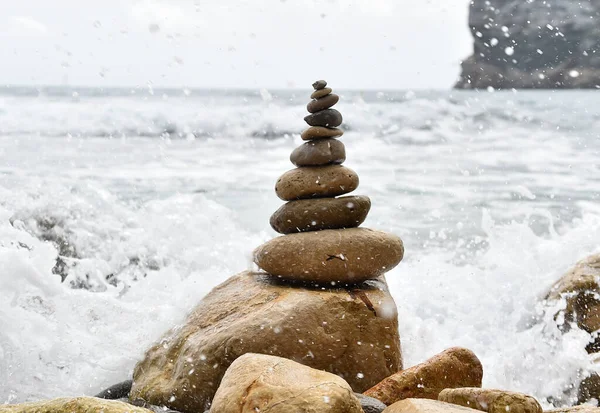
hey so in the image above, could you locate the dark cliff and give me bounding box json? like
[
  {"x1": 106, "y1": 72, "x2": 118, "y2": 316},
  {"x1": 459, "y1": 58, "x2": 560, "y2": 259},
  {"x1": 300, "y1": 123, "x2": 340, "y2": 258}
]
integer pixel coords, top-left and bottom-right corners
[{"x1": 455, "y1": 0, "x2": 600, "y2": 89}]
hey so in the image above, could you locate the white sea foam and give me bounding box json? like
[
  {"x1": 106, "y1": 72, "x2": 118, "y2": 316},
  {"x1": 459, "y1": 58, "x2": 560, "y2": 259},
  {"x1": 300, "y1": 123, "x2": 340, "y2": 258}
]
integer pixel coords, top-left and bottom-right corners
[{"x1": 1, "y1": 88, "x2": 599, "y2": 406}]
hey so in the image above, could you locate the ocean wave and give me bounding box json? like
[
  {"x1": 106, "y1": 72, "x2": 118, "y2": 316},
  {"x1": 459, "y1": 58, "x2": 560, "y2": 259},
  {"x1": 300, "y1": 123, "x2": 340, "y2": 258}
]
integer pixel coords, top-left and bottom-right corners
[{"x1": 0, "y1": 88, "x2": 596, "y2": 141}]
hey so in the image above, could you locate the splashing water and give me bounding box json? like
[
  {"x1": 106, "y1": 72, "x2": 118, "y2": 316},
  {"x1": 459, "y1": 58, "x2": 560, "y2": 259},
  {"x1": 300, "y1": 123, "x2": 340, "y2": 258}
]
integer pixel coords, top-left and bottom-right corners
[{"x1": 1, "y1": 87, "x2": 599, "y2": 406}]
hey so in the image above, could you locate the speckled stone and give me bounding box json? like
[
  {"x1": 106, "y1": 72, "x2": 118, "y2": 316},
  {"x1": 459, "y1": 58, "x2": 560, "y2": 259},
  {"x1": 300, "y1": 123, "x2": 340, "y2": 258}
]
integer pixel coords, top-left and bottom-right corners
[
  {"x1": 307, "y1": 94, "x2": 339, "y2": 113},
  {"x1": 290, "y1": 138, "x2": 345, "y2": 166},
  {"x1": 253, "y1": 227, "x2": 404, "y2": 283},
  {"x1": 304, "y1": 109, "x2": 343, "y2": 128},
  {"x1": 269, "y1": 195, "x2": 370, "y2": 234},
  {"x1": 311, "y1": 87, "x2": 332, "y2": 99},
  {"x1": 275, "y1": 165, "x2": 358, "y2": 201},
  {"x1": 301, "y1": 126, "x2": 344, "y2": 141}
]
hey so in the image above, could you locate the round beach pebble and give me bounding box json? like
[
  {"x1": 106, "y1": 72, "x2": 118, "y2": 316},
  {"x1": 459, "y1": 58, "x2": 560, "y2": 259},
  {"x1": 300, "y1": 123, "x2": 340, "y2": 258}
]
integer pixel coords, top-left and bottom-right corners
[
  {"x1": 438, "y1": 388, "x2": 542, "y2": 413},
  {"x1": 275, "y1": 165, "x2": 359, "y2": 201},
  {"x1": 304, "y1": 109, "x2": 343, "y2": 128},
  {"x1": 307, "y1": 94, "x2": 339, "y2": 113},
  {"x1": 312, "y1": 80, "x2": 327, "y2": 90},
  {"x1": 301, "y1": 126, "x2": 344, "y2": 141},
  {"x1": 253, "y1": 227, "x2": 404, "y2": 283},
  {"x1": 311, "y1": 87, "x2": 332, "y2": 99},
  {"x1": 290, "y1": 138, "x2": 346, "y2": 167},
  {"x1": 270, "y1": 195, "x2": 371, "y2": 234}
]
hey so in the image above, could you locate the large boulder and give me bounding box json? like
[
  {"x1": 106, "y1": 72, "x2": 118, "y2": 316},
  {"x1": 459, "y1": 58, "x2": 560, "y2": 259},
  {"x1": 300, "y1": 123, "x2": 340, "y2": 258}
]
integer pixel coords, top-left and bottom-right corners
[
  {"x1": 383, "y1": 398, "x2": 481, "y2": 413},
  {"x1": 364, "y1": 347, "x2": 483, "y2": 406},
  {"x1": 438, "y1": 388, "x2": 542, "y2": 413},
  {"x1": 130, "y1": 271, "x2": 402, "y2": 412},
  {"x1": 455, "y1": 0, "x2": 600, "y2": 89},
  {"x1": 546, "y1": 253, "x2": 600, "y2": 353},
  {"x1": 0, "y1": 397, "x2": 153, "y2": 413},
  {"x1": 209, "y1": 353, "x2": 363, "y2": 413}
]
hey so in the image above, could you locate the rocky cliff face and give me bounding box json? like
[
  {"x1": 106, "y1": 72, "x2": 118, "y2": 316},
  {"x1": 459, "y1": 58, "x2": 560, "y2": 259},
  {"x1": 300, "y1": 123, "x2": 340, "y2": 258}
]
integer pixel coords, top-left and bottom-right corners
[{"x1": 455, "y1": 0, "x2": 600, "y2": 89}]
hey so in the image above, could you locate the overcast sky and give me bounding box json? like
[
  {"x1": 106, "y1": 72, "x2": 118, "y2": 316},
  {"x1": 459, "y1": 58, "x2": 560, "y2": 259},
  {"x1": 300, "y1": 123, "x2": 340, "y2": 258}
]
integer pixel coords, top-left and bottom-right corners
[{"x1": 0, "y1": 0, "x2": 472, "y2": 89}]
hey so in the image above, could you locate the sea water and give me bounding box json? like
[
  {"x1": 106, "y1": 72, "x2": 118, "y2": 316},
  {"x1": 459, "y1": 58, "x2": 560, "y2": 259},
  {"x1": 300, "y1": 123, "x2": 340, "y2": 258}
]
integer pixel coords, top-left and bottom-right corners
[{"x1": 1, "y1": 86, "x2": 599, "y2": 406}]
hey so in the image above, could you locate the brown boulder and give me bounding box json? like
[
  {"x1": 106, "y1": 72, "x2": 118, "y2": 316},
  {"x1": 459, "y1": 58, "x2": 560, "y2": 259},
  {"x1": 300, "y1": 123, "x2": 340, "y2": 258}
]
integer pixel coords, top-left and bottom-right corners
[
  {"x1": 311, "y1": 87, "x2": 332, "y2": 99},
  {"x1": 364, "y1": 347, "x2": 483, "y2": 406},
  {"x1": 254, "y1": 228, "x2": 404, "y2": 283},
  {"x1": 383, "y1": 398, "x2": 481, "y2": 413},
  {"x1": 275, "y1": 165, "x2": 359, "y2": 201},
  {"x1": 301, "y1": 126, "x2": 344, "y2": 141},
  {"x1": 546, "y1": 253, "x2": 600, "y2": 339},
  {"x1": 209, "y1": 353, "x2": 363, "y2": 413},
  {"x1": 438, "y1": 388, "x2": 542, "y2": 413},
  {"x1": 130, "y1": 271, "x2": 402, "y2": 412},
  {"x1": 0, "y1": 397, "x2": 153, "y2": 413},
  {"x1": 290, "y1": 138, "x2": 346, "y2": 167},
  {"x1": 307, "y1": 94, "x2": 340, "y2": 113},
  {"x1": 269, "y1": 195, "x2": 370, "y2": 234}
]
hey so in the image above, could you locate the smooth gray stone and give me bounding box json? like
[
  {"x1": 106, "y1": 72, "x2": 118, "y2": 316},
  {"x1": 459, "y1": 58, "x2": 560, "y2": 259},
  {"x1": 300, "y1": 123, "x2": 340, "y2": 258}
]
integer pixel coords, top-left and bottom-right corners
[
  {"x1": 304, "y1": 108, "x2": 342, "y2": 127},
  {"x1": 312, "y1": 79, "x2": 327, "y2": 90},
  {"x1": 95, "y1": 380, "x2": 132, "y2": 399},
  {"x1": 354, "y1": 392, "x2": 387, "y2": 413}
]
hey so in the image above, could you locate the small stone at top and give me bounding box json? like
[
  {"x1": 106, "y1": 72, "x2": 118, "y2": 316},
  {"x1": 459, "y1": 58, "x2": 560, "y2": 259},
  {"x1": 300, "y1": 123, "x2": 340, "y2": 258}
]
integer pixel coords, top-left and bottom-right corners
[{"x1": 312, "y1": 80, "x2": 327, "y2": 90}]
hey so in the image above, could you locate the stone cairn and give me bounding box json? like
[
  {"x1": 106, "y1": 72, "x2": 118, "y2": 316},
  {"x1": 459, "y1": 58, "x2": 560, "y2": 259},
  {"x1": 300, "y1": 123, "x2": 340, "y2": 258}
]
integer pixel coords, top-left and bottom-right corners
[{"x1": 254, "y1": 80, "x2": 405, "y2": 285}]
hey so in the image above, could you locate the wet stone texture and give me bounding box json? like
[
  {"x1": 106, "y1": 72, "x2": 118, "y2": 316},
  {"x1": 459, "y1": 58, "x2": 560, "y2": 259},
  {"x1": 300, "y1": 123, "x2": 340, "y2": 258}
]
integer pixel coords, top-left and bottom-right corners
[
  {"x1": 130, "y1": 271, "x2": 402, "y2": 413},
  {"x1": 364, "y1": 347, "x2": 483, "y2": 406},
  {"x1": 0, "y1": 397, "x2": 154, "y2": 413},
  {"x1": 275, "y1": 165, "x2": 359, "y2": 201},
  {"x1": 269, "y1": 195, "x2": 370, "y2": 234},
  {"x1": 290, "y1": 138, "x2": 346, "y2": 167},
  {"x1": 209, "y1": 353, "x2": 363, "y2": 413},
  {"x1": 456, "y1": 0, "x2": 600, "y2": 89},
  {"x1": 438, "y1": 388, "x2": 542, "y2": 413},
  {"x1": 384, "y1": 398, "x2": 482, "y2": 413},
  {"x1": 254, "y1": 228, "x2": 404, "y2": 283}
]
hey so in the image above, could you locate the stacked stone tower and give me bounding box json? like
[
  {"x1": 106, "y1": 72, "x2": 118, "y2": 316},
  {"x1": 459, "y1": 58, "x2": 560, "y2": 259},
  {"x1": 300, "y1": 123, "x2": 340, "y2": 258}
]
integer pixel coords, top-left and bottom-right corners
[
  {"x1": 128, "y1": 81, "x2": 406, "y2": 413},
  {"x1": 254, "y1": 80, "x2": 404, "y2": 284}
]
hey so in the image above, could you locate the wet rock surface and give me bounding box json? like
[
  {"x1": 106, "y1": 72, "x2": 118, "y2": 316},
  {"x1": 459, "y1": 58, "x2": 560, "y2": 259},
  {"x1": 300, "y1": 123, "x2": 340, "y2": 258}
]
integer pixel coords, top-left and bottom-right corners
[
  {"x1": 130, "y1": 271, "x2": 402, "y2": 412},
  {"x1": 269, "y1": 195, "x2": 370, "y2": 234},
  {"x1": 301, "y1": 126, "x2": 344, "y2": 140},
  {"x1": 304, "y1": 108, "x2": 343, "y2": 127},
  {"x1": 307, "y1": 93, "x2": 340, "y2": 113},
  {"x1": 438, "y1": 388, "x2": 542, "y2": 413},
  {"x1": 355, "y1": 393, "x2": 387, "y2": 413},
  {"x1": 290, "y1": 138, "x2": 346, "y2": 166},
  {"x1": 95, "y1": 380, "x2": 133, "y2": 399},
  {"x1": 456, "y1": 0, "x2": 600, "y2": 89},
  {"x1": 311, "y1": 87, "x2": 333, "y2": 99},
  {"x1": 546, "y1": 253, "x2": 600, "y2": 339},
  {"x1": 0, "y1": 397, "x2": 154, "y2": 413},
  {"x1": 275, "y1": 165, "x2": 359, "y2": 201},
  {"x1": 254, "y1": 228, "x2": 404, "y2": 283},
  {"x1": 364, "y1": 347, "x2": 483, "y2": 406},
  {"x1": 209, "y1": 353, "x2": 363, "y2": 413},
  {"x1": 383, "y1": 398, "x2": 482, "y2": 413}
]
